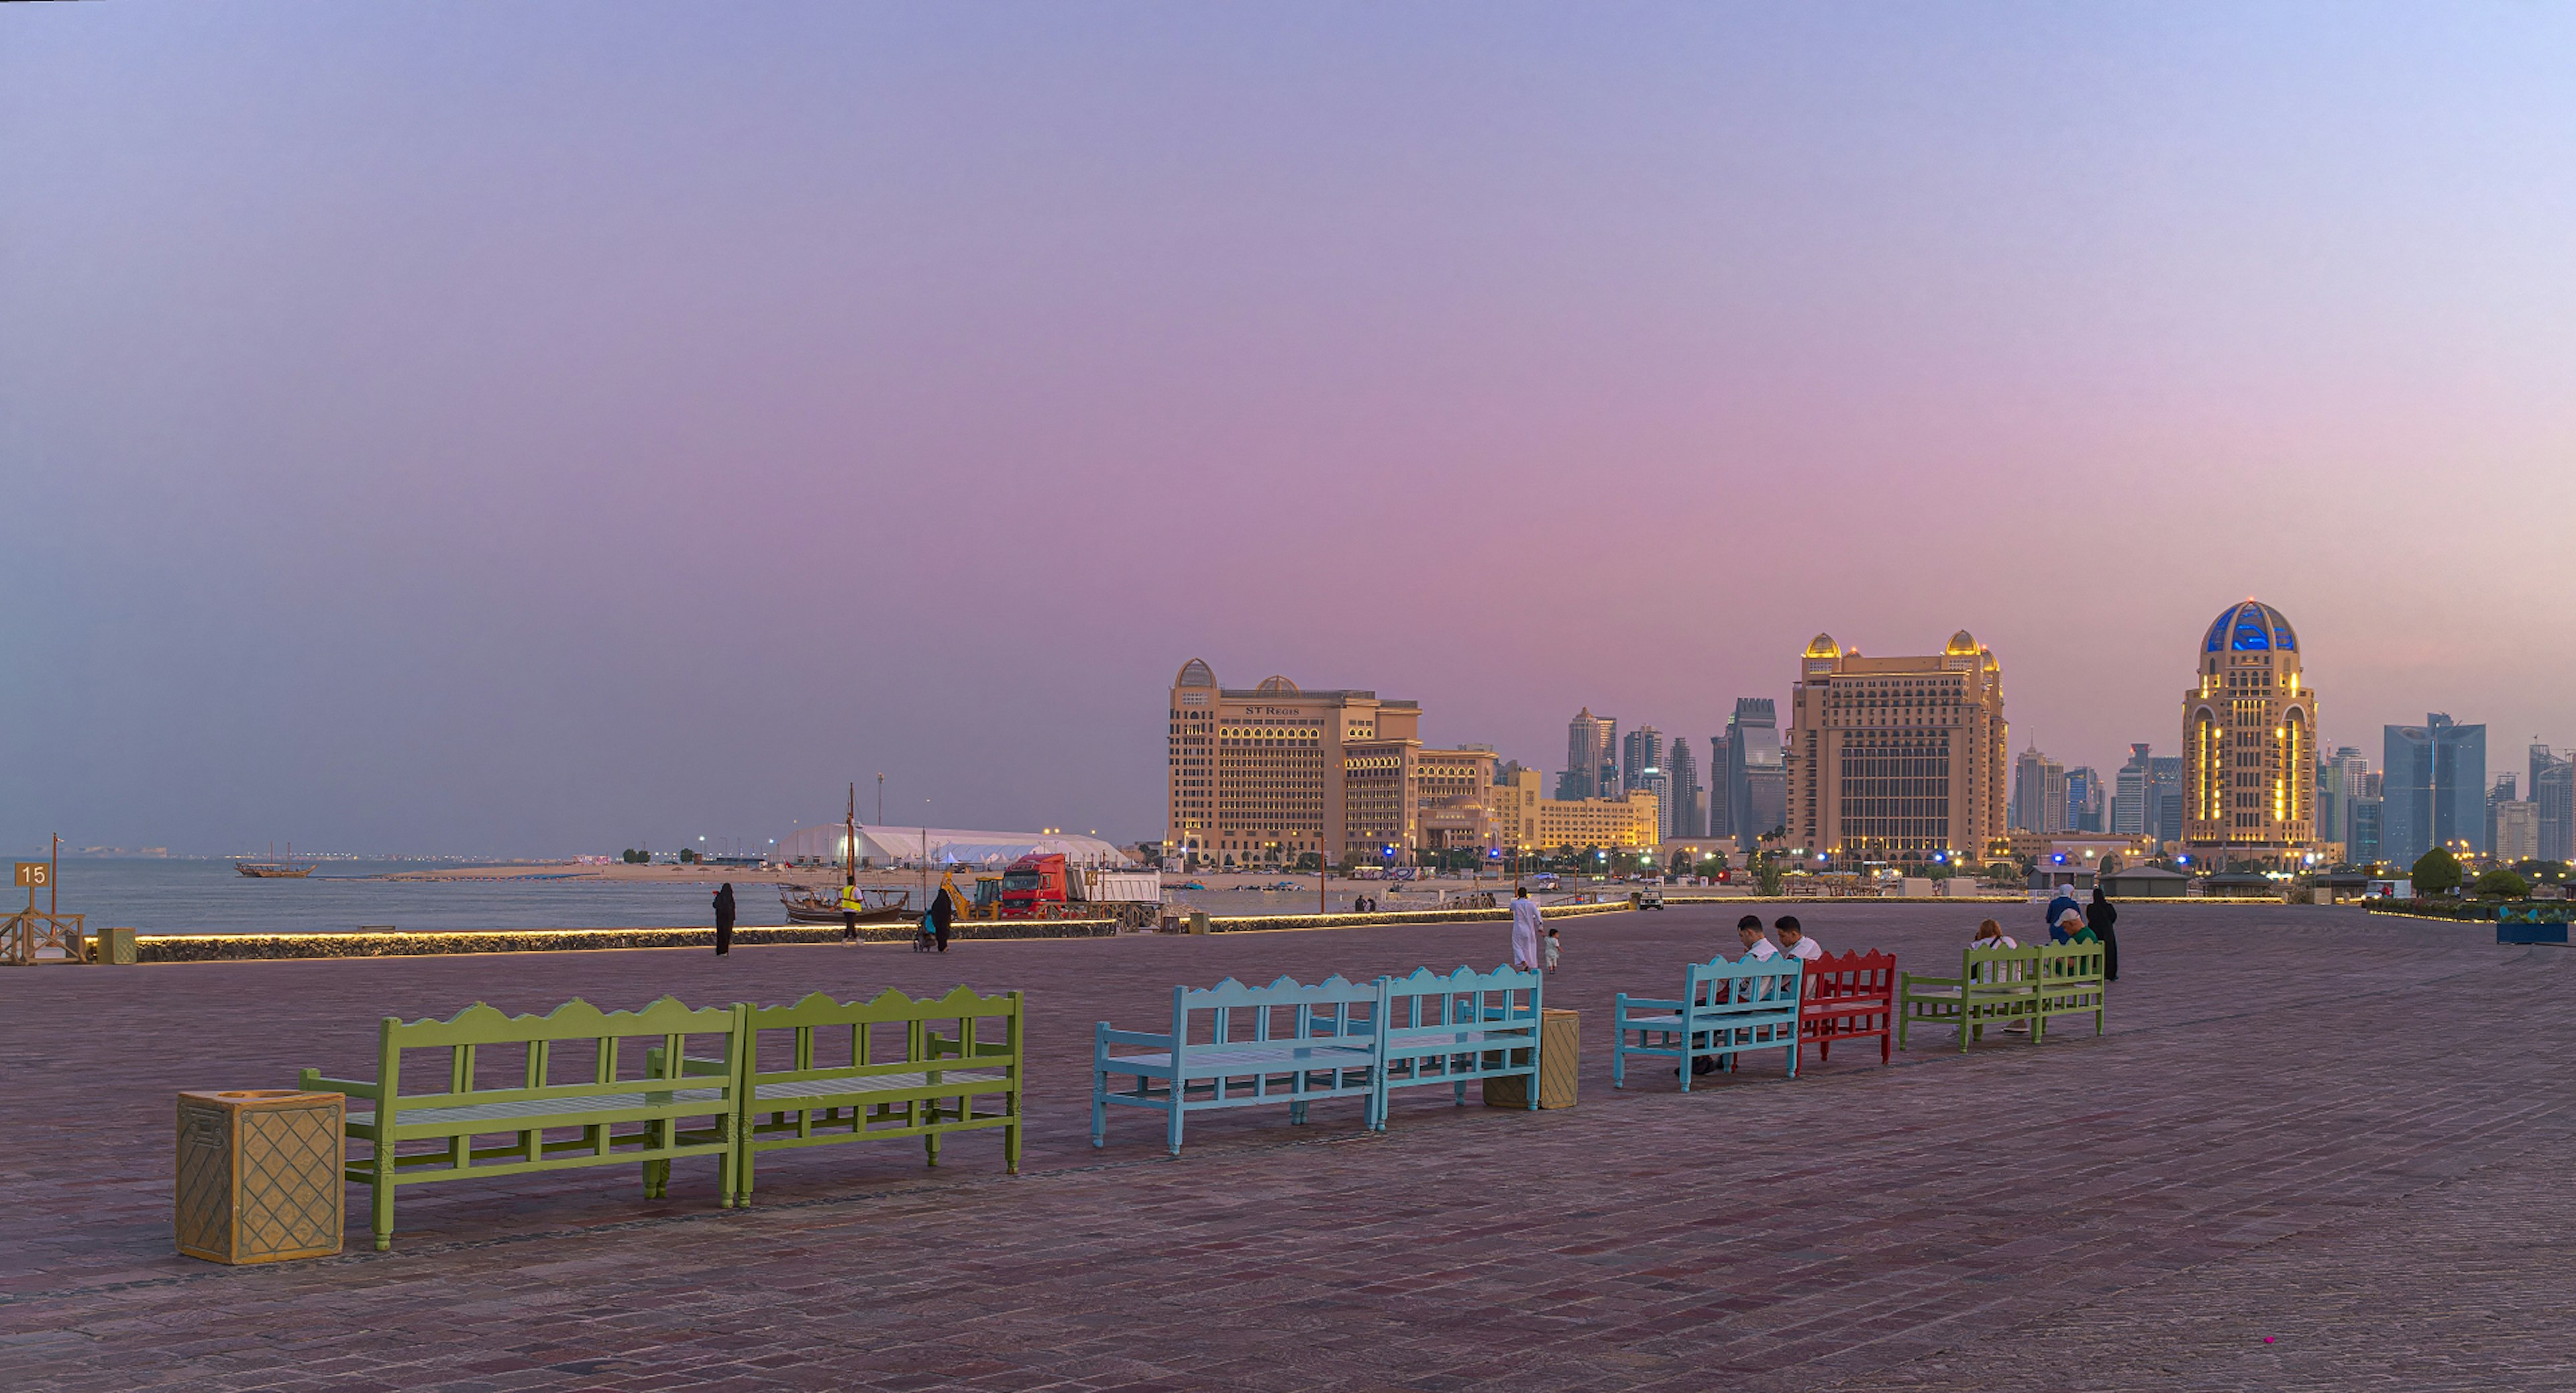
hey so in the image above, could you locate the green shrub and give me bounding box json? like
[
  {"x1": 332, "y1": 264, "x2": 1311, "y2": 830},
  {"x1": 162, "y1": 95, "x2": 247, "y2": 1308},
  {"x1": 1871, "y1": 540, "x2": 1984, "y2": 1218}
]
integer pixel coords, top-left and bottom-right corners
[
  {"x1": 2411, "y1": 847, "x2": 2463, "y2": 894},
  {"x1": 2472, "y1": 867, "x2": 2531, "y2": 900}
]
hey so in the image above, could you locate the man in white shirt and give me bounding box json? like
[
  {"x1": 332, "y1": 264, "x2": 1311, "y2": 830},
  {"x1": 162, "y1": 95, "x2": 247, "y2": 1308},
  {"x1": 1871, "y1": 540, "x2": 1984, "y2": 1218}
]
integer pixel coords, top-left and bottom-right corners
[
  {"x1": 1776, "y1": 915, "x2": 1823, "y2": 962},
  {"x1": 1510, "y1": 886, "x2": 1544, "y2": 972},
  {"x1": 1735, "y1": 915, "x2": 1778, "y2": 962}
]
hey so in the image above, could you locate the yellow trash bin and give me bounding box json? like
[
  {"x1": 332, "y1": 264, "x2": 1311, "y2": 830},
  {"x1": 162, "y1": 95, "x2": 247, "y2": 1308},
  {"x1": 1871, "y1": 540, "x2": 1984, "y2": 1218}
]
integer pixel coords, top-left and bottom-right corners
[
  {"x1": 176, "y1": 1090, "x2": 345, "y2": 1264},
  {"x1": 1483, "y1": 1008, "x2": 1579, "y2": 1110}
]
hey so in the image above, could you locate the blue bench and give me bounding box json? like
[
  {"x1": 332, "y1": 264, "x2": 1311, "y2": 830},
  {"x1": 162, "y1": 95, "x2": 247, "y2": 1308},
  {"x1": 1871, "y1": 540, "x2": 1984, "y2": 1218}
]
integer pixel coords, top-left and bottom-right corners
[
  {"x1": 1611, "y1": 956, "x2": 1803, "y2": 1088},
  {"x1": 1092, "y1": 974, "x2": 1381, "y2": 1154},
  {"x1": 1370, "y1": 964, "x2": 1544, "y2": 1129}
]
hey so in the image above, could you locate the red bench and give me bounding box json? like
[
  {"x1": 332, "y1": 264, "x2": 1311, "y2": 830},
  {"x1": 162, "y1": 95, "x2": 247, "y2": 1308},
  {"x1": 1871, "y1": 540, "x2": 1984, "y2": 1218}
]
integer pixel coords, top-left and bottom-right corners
[{"x1": 1799, "y1": 950, "x2": 1894, "y2": 1065}]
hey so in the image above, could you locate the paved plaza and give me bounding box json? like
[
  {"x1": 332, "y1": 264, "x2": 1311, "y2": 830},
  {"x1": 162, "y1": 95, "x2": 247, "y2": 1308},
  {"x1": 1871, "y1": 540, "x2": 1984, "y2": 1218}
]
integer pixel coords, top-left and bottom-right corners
[{"x1": 3, "y1": 902, "x2": 2569, "y2": 1391}]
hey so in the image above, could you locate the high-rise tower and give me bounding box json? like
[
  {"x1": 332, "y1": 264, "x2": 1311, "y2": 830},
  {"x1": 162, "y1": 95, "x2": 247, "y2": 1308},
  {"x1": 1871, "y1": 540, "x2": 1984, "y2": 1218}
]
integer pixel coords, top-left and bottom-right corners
[{"x1": 2180, "y1": 601, "x2": 2318, "y2": 868}]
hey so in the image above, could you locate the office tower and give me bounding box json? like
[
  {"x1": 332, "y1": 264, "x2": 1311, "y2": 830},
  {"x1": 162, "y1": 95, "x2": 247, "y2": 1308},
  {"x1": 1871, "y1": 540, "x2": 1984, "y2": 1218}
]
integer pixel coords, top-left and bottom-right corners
[
  {"x1": 1784, "y1": 631, "x2": 2008, "y2": 864},
  {"x1": 2317, "y1": 745, "x2": 2368, "y2": 845},
  {"x1": 1707, "y1": 734, "x2": 1735, "y2": 841},
  {"x1": 2531, "y1": 745, "x2": 2574, "y2": 864},
  {"x1": 1166, "y1": 660, "x2": 1491, "y2": 868},
  {"x1": 1635, "y1": 769, "x2": 1674, "y2": 841},
  {"x1": 2065, "y1": 766, "x2": 2104, "y2": 832},
  {"x1": 2383, "y1": 714, "x2": 2487, "y2": 864},
  {"x1": 1666, "y1": 735, "x2": 1704, "y2": 839},
  {"x1": 1560, "y1": 709, "x2": 1616, "y2": 801},
  {"x1": 2112, "y1": 744, "x2": 2153, "y2": 835},
  {"x1": 2182, "y1": 601, "x2": 2320, "y2": 868},
  {"x1": 2349, "y1": 790, "x2": 2383, "y2": 864},
  {"x1": 1621, "y1": 727, "x2": 1664, "y2": 792},
  {"x1": 2487, "y1": 774, "x2": 2519, "y2": 854},
  {"x1": 2012, "y1": 746, "x2": 2066, "y2": 835},
  {"x1": 1725, "y1": 699, "x2": 1786, "y2": 853},
  {"x1": 2495, "y1": 799, "x2": 2540, "y2": 864},
  {"x1": 2149, "y1": 756, "x2": 2186, "y2": 845}
]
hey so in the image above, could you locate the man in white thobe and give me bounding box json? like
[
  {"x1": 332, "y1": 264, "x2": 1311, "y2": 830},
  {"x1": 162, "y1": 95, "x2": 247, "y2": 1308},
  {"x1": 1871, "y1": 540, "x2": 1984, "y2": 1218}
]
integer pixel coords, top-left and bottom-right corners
[
  {"x1": 1776, "y1": 915, "x2": 1824, "y2": 962},
  {"x1": 1510, "y1": 886, "x2": 1544, "y2": 972}
]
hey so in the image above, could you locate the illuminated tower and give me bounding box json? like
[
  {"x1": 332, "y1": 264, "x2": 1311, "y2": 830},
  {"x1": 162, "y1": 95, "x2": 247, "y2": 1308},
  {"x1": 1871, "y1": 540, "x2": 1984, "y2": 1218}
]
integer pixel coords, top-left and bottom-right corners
[{"x1": 2180, "y1": 601, "x2": 2319, "y2": 868}]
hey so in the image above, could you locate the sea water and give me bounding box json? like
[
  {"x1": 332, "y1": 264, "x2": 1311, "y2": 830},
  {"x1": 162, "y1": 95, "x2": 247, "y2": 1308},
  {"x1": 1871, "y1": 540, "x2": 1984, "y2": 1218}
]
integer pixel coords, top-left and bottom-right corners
[{"x1": 32, "y1": 859, "x2": 797, "y2": 935}]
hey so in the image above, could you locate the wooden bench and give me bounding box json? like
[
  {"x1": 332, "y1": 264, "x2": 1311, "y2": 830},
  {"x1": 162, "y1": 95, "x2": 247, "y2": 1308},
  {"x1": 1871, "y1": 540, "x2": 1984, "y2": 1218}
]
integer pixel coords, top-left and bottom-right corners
[
  {"x1": 657, "y1": 987, "x2": 1024, "y2": 1205},
  {"x1": 1092, "y1": 974, "x2": 1381, "y2": 1154},
  {"x1": 1897, "y1": 945, "x2": 2042, "y2": 1051},
  {"x1": 1369, "y1": 964, "x2": 1544, "y2": 1129},
  {"x1": 1611, "y1": 956, "x2": 1803, "y2": 1089},
  {"x1": 2029, "y1": 941, "x2": 2108, "y2": 1042},
  {"x1": 301, "y1": 996, "x2": 743, "y2": 1251},
  {"x1": 1800, "y1": 949, "x2": 1896, "y2": 1066}
]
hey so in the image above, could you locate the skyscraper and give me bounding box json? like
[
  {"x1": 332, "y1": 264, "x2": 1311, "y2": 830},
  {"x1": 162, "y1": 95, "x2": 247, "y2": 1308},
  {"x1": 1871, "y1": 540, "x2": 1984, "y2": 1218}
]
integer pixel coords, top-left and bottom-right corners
[
  {"x1": 2532, "y1": 744, "x2": 2574, "y2": 864},
  {"x1": 2383, "y1": 714, "x2": 2487, "y2": 864},
  {"x1": 2111, "y1": 744, "x2": 2153, "y2": 835},
  {"x1": 1621, "y1": 726, "x2": 1664, "y2": 793},
  {"x1": 1706, "y1": 733, "x2": 1734, "y2": 841},
  {"x1": 2010, "y1": 745, "x2": 2065, "y2": 835},
  {"x1": 2349, "y1": 772, "x2": 2383, "y2": 866},
  {"x1": 2182, "y1": 600, "x2": 2319, "y2": 868},
  {"x1": 1666, "y1": 734, "x2": 1703, "y2": 839},
  {"x1": 2487, "y1": 773, "x2": 2519, "y2": 854},
  {"x1": 1783, "y1": 631, "x2": 2008, "y2": 864},
  {"x1": 2065, "y1": 766, "x2": 2104, "y2": 832},
  {"x1": 2316, "y1": 745, "x2": 2369, "y2": 846},
  {"x1": 2149, "y1": 755, "x2": 2187, "y2": 846},
  {"x1": 1725, "y1": 699, "x2": 1784, "y2": 852},
  {"x1": 1560, "y1": 709, "x2": 1616, "y2": 801}
]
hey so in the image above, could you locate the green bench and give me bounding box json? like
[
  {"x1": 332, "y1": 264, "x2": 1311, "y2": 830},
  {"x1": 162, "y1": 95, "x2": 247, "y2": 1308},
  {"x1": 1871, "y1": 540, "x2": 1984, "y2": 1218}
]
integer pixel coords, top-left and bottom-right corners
[
  {"x1": 302, "y1": 996, "x2": 743, "y2": 1251},
  {"x1": 667, "y1": 986, "x2": 1023, "y2": 1205},
  {"x1": 303, "y1": 988, "x2": 1024, "y2": 1249},
  {"x1": 1897, "y1": 943, "x2": 2105, "y2": 1051}
]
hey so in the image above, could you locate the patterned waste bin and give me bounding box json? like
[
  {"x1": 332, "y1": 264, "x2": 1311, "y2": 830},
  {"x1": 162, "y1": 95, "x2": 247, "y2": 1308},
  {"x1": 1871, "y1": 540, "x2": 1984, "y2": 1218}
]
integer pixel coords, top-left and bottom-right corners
[
  {"x1": 176, "y1": 1090, "x2": 344, "y2": 1264},
  {"x1": 1482, "y1": 1008, "x2": 1579, "y2": 1111},
  {"x1": 95, "y1": 926, "x2": 137, "y2": 965}
]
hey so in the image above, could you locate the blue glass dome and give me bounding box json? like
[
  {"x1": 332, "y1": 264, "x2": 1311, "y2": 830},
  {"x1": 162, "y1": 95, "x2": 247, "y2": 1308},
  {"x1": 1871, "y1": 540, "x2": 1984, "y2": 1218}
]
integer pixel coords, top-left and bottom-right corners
[{"x1": 2203, "y1": 601, "x2": 2298, "y2": 654}]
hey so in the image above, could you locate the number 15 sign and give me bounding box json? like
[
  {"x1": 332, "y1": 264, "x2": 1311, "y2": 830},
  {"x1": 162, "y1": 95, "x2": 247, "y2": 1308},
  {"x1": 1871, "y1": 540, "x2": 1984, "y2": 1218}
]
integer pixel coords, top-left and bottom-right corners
[{"x1": 13, "y1": 863, "x2": 48, "y2": 888}]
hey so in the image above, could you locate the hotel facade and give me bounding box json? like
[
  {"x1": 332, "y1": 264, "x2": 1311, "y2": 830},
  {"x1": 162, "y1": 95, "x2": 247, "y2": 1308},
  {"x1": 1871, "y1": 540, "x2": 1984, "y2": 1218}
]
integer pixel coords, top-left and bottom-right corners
[
  {"x1": 2180, "y1": 601, "x2": 2319, "y2": 868},
  {"x1": 1165, "y1": 660, "x2": 1495, "y2": 867},
  {"x1": 1782, "y1": 630, "x2": 2010, "y2": 865}
]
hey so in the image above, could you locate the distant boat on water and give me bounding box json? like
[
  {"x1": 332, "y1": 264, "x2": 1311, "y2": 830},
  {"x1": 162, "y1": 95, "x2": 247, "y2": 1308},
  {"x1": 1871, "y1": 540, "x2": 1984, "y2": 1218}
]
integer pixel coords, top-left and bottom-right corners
[
  {"x1": 778, "y1": 886, "x2": 912, "y2": 925},
  {"x1": 235, "y1": 843, "x2": 315, "y2": 878}
]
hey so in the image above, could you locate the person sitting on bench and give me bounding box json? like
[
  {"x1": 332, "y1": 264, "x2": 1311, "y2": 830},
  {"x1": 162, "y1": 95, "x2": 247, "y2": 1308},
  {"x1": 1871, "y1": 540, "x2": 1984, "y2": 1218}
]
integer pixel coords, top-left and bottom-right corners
[
  {"x1": 1735, "y1": 915, "x2": 1778, "y2": 962},
  {"x1": 1775, "y1": 916, "x2": 1823, "y2": 962}
]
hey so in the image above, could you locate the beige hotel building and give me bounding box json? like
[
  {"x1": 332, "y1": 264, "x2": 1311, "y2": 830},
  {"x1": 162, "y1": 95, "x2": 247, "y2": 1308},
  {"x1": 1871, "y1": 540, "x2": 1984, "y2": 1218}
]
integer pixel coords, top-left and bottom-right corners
[
  {"x1": 1784, "y1": 630, "x2": 2010, "y2": 864},
  {"x1": 1166, "y1": 660, "x2": 1495, "y2": 866}
]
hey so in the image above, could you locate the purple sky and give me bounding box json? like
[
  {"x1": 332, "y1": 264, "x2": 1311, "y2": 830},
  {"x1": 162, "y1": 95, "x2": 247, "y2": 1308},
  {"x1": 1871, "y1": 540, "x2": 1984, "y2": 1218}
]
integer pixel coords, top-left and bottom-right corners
[{"x1": 5, "y1": 3, "x2": 2572, "y2": 856}]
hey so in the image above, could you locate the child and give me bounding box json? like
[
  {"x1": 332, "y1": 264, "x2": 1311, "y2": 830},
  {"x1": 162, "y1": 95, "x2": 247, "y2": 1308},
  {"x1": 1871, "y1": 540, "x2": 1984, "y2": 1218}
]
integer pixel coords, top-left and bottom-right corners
[{"x1": 1544, "y1": 925, "x2": 1562, "y2": 973}]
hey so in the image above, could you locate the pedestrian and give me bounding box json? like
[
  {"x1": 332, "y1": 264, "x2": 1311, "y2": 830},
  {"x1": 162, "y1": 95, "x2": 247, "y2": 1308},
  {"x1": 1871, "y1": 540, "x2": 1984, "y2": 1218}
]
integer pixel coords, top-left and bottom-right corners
[
  {"x1": 2051, "y1": 906, "x2": 2096, "y2": 943},
  {"x1": 1544, "y1": 925, "x2": 1562, "y2": 973},
  {"x1": 2044, "y1": 884, "x2": 2082, "y2": 941},
  {"x1": 2086, "y1": 888, "x2": 2120, "y2": 980},
  {"x1": 1510, "y1": 886, "x2": 1544, "y2": 972},
  {"x1": 928, "y1": 875, "x2": 955, "y2": 953},
  {"x1": 839, "y1": 881, "x2": 859, "y2": 943},
  {"x1": 712, "y1": 882, "x2": 736, "y2": 956},
  {"x1": 1775, "y1": 915, "x2": 1823, "y2": 962}
]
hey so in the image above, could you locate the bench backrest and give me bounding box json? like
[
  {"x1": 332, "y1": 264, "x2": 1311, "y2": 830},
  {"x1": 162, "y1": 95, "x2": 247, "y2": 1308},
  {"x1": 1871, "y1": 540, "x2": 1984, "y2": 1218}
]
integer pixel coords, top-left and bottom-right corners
[
  {"x1": 1685, "y1": 956, "x2": 1802, "y2": 1017},
  {"x1": 1379, "y1": 964, "x2": 1542, "y2": 1038},
  {"x1": 740, "y1": 986, "x2": 1023, "y2": 1084},
  {"x1": 375, "y1": 995, "x2": 739, "y2": 1109},
  {"x1": 1170, "y1": 974, "x2": 1381, "y2": 1051},
  {"x1": 2035, "y1": 941, "x2": 2106, "y2": 985},
  {"x1": 1962, "y1": 944, "x2": 2041, "y2": 984},
  {"x1": 1803, "y1": 949, "x2": 1894, "y2": 1004}
]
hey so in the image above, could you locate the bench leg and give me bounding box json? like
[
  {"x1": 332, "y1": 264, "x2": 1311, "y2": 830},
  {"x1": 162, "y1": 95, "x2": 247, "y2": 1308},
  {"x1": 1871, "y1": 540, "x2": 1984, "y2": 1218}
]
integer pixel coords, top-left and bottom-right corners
[
  {"x1": 924, "y1": 1124, "x2": 941, "y2": 1169},
  {"x1": 1006, "y1": 1102, "x2": 1022, "y2": 1176},
  {"x1": 1166, "y1": 1094, "x2": 1185, "y2": 1156},
  {"x1": 1089, "y1": 1074, "x2": 1107, "y2": 1149},
  {"x1": 641, "y1": 1157, "x2": 669, "y2": 1200},
  {"x1": 370, "y1": 1146, "x2": 395, "y2": 1253}
]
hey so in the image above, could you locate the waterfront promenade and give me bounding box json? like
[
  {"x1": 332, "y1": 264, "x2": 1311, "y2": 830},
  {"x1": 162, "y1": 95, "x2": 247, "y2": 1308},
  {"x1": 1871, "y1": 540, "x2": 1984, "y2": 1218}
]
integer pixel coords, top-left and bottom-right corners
[{"x1": 3, "y1": 903, "x2": 2568, "y2": 1390}]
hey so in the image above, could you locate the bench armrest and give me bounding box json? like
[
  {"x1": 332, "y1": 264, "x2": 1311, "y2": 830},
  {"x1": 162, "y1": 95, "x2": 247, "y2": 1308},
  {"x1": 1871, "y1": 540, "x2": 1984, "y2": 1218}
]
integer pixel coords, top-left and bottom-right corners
[
  {"x1": 1094, "y1": 1028, "x2": 1174, "y2": 1050},
  {"x1": 643, "y1": 1045, "x2": 731, "y2": 1078},
  {"x1": 299, "y1": 1069, "x2": 379, "y2": 1099}
]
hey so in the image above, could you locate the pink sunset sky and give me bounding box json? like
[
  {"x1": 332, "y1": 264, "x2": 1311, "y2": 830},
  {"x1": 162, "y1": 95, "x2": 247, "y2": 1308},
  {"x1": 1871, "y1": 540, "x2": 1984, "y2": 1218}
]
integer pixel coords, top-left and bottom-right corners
[{"x1": 3, "y1": 3, "x2": 2571, "y2": 854}]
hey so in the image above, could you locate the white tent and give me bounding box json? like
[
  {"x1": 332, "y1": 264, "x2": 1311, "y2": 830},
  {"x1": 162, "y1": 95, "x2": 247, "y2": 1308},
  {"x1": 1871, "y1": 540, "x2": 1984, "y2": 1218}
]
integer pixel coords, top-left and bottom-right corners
[{"x1": 773, "y1": 823, "x2": 1132, "y2": 868}]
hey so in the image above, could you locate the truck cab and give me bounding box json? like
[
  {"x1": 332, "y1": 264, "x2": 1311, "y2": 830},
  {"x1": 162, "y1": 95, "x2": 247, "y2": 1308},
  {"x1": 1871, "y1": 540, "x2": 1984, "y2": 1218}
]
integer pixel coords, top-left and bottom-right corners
[{"x1": 998, "y1": 853, "x2": 1072, "y2": 918}]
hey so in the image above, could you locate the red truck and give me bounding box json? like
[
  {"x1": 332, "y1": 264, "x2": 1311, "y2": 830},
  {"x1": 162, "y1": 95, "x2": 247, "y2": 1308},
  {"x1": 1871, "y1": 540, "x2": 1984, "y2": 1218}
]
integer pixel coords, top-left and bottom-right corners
[{"x1": 997, "y1": 854, "x2": 1163, "y2": 927}]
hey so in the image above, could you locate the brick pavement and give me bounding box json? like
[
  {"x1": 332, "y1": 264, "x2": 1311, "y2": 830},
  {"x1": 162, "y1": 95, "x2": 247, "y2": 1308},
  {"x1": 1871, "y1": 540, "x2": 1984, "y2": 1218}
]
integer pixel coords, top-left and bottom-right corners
[{"x1": 1, "y1": 902, "x2": 2567, "y2": 1390}]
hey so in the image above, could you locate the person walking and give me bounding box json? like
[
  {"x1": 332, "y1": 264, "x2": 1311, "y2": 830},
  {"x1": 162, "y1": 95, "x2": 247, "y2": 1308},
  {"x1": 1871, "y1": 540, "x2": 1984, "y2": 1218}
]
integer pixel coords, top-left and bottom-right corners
[
  {"x1": 2086, "y1": 887, "x2": 2121, "y2": 982},
  {"x1": 712, "y1": 882, "x2": 737, "y2": 956},
  {"x1": 928, "y1": 874, "x2": 955, "y2": 953},
  {"x1": 1510, "y1": 886, "x2": 1544, "y2": 972}
]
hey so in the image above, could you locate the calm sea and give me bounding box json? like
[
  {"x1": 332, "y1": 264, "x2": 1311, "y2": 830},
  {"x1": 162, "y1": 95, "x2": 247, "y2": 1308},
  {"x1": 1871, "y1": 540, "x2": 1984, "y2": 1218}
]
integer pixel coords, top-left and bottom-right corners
[{"x1": 31, "y1": 860, "x2": 798, "y2": 936}]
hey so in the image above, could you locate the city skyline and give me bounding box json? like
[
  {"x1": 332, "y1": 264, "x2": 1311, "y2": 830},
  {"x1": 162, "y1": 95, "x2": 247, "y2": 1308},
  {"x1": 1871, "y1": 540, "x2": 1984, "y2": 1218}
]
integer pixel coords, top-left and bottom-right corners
[{"x1": 8, "y1": 5, "x2": 2576, "y2": 855}]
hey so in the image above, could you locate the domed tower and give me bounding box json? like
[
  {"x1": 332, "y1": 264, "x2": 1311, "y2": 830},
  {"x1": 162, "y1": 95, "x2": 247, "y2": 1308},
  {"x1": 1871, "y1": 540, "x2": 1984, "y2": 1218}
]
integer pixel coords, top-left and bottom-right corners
[{"x1": 2180, "y1": 601, "x2": 2318, "y2": 868}]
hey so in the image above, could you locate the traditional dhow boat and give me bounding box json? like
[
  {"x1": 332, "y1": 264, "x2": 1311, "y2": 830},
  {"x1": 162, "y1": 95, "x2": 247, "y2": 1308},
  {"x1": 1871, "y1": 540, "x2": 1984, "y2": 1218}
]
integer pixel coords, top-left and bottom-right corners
[
  {"x1": 779, "y1": 886, "x2": 913, "y2": 925},
  {"x1": 235, "y1": 843, "x2": 315, "y2": 878}
]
